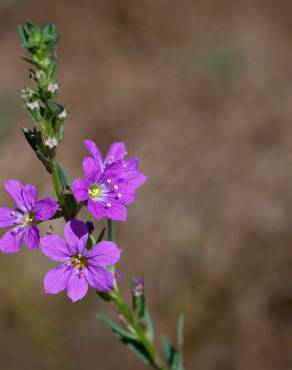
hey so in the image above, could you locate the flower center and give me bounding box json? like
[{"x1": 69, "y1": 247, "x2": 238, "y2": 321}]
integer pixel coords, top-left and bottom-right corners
[
  {"x1": 88, "y1": 184, "x2": 101, "y2": 200},
  {"x1": 71, "y1": 254, "x2": 87, "y2": 270},
  {"x1": 24, "y1": 212, "x2": 35, "y2": 225}
]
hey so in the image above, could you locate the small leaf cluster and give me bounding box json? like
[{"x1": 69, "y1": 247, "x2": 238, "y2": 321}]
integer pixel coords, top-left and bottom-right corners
[
  {"x1": 98, "y1": 280, "x2": 185, "y2": 370},
  {"x1": 19, "y1": 22, "x2": 76, "y2": 220},
  {"x1": 19, "y1": 21, "x2": 66, "y2": 166}
]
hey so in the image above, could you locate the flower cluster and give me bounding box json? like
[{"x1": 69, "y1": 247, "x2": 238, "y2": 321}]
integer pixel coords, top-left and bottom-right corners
[{"x1": 0, "y1": 141, "x2": 145, "y2": 302}]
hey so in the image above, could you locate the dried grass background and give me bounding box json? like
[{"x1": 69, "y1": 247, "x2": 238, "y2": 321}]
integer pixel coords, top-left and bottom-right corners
[{"x1": 0, "y1": 1, "x2": 292, "y2": 369}]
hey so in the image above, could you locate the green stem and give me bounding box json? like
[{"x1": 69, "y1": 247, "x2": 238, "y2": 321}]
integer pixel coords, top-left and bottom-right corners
[
  {"x1": 51, "y1": 160, "x2": 70, "y2": 221},
  {"x1": 107, "y1": 219, "x2": 115, "y2": 242},
  {"x1": 107, "y1": 219, "x2": 167, "y2": 370},
  {"x1": 111, "y1": 288, "x2": 165, "y2": 370}
]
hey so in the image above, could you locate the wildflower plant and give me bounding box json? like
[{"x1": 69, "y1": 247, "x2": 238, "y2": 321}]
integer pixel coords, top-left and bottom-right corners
[{"x1": 0, "y1": 21, "x2": 185, "y2": 370}]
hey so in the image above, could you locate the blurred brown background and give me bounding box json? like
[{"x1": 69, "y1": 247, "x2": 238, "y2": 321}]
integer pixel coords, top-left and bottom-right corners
[{"x1": 0, "y1": 0, "x2": 292, "y2": 369}]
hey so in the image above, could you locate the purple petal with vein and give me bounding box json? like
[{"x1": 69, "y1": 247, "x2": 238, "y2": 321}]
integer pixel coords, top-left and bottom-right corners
[
  {"x1": 4, "y1": 179, "x2": 26, "y2": 211},
  {"x1": 86, "y1": 241, "x2": 121, "y2": 266},
  {"x1": 44, "y1": 265, "x2": 71, "y2": 294},
  {"x1": 64, "y1": 220, "x2": 88, "y2": 253},
  {"x1": 22, "y1": 184, "x2": 38, "y2": 211},
  {"x1": 0, "y1": 208, "x2": 19, "y2": 227},
  {"x1": 24, "y1": 225, "x2": 40, "y2": 249},
  {"x1": 0, "y1": 227, "x2": 24, "y2": 253},
  {"x1": 83, "y1": 157, "x2": 102, "y2": 182},
  {"x1": 67, "y1": 273, "x2": 88, "y2": 302},
  {"x1": 87, "y1": 200, "x2": 107, "y2": 220},
  {"x1": 41, "y1": 234, "x2": 70, "y2": 261},
  {"x1": 34, "y1": 197, "x2": 58, "y2": 220},
  {"x1": 85, "y1": 266, "x2": 114, "y2": 292},
  {"x1": 71, "y1": 178, "x2": 89, "y2": 201},
  {"x1": 84, "y1": 139, "x2": 103, "y2": 163},
  {"x1": 105, "y1": 142, "x2": 126, "y2": 164}
]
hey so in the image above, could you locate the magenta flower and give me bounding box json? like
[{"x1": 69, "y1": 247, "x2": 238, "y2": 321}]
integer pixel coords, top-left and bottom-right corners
[
  {"x1": 71, "y1": 140, "x2": 147, "y2": 221},
  {"x1": 41, "y1": 220, "x2": 121, "y2": 302},
  {"x1": 0, "y1": 179, "x2": 58, "y2": 253}
]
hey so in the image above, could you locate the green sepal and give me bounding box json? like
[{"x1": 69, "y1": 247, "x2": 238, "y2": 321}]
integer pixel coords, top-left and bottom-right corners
[{"x1": 96, "y1": 291, "x2": 112, "y2": 302}]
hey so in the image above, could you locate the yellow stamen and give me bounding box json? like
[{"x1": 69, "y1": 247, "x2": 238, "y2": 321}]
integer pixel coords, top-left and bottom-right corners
[
  {"x1": 71, "y1": 254, "x2": 87, "y2": 270},
  {"x1": 24, "y1": 212, "x2": 35, "y2": 225},
  {"x1": 88, "y1": 184, "x2": 101, "y2": 200}
]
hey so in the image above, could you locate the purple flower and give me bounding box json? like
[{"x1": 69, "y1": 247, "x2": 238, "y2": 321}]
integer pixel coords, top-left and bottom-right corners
[
  {"x1": 71, "y1": 140, "x2": 147, "y2": 221},
  {"x1": 41, "y1": 220, "x2": 121, "y2": 302},
  {"x1": 0, "y1": 179, "x2": 58, "y2": 253}
]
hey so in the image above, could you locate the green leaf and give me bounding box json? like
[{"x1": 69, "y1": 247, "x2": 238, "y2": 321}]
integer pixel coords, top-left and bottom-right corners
[
  {"x1": 55, "y1": 125, "x2": 64, "y2": 142},
  {"x1": 35, "y1": 150, "x2": 53, "y2": 173},
  {"x1": 97, "y1": 227, "x2": 106, "y2": 242},
  {"x1": 127, "y1": 341, "x2": 154, "y2": 366},
  {"x1": 56, "y1": 161, "x2": 70, "y2": 189},
  {"x1": 26, "y1": 110, "x2": 43, "y2": 132},
  {"x1": 144, "y1": 307, "x2": 154, "y2": 340},
  {"x1": 177, "y1": 315, "x2": 184, "y2": 355},
  {"x1": 18, "y1": 25, "x2": 28, "y2": 45},
  {"x1": 25, "y1": 21, "x2": 39, "y2": 33},
  {"x1": 161, "y1": 335, "x2": 175, "y2": 366},
  {"x1": 97, "y1": 314, "x2": 137, "y2": 341},
  {"x1": 21, "y1": 56, "x2": 40, "y2": 67},
  {"x1": 47, "y1": 99, "x2": 63, "y2": 116}
]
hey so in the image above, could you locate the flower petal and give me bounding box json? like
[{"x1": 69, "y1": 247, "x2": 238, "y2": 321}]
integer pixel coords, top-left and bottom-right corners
[
  {"x1": 119, "y1": 172, "x2": 147, "y2": 189},
  {"x1": 22, "y1": 184, "x2": 37, "y2": 211},
  {"x1": 0, "y1": 227, "x2": 24, "y2": 254},
  {"x1": 24, "y1": 225, "x2": 40, "y2": 249},
  {"x1": 123, "y1": 158, "x2": 139, "y2": 171},
  {"x1": 87, "y1": 199, "x2": 107, "y2": 220},
  {"x1": 113, "y1": 184, "x2": 136, "y2": 205},
  {"x1": 0, "y1": 208, "x2": 20, "y2": 227},
  {"x1": 86, "y1": 241, "x2": 121, "y2": 266},
  {"x1": 85, "y1": 266, "x2": 114, "y2": 292},
  {"x1": 84, "y1": 139, "x2": 103, "y2": 164},
  {"x1": 71, "y1": 178, "x2": 89, "y2": 201},
  {"x1": 4, "y1": 179, "x2": 26, "y2": 211},
  {"x1": 82, "y1": 157, "x2": 102, "y2": 182},
  {"x1": 105, "y1": 201, "x2": 127, "y2": 221},
  {"x1": 104, "y1": 143, "x2": 126, "y2": 164},
  {"x1": 44, "y1": 265, "x2": 71, "y2": 294},
  {"x1": 34, "y1": 197, "x2": 58, "y2": 221},
  {"x1": 66, "y1": 272, "x2": 88, "y2": 302},
  {"x1": 41, "y1": 234, "x2": 70, "y2": 261},
  {"x1": 64, "y1": 220, "x2": 88, "y2": 253}
]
